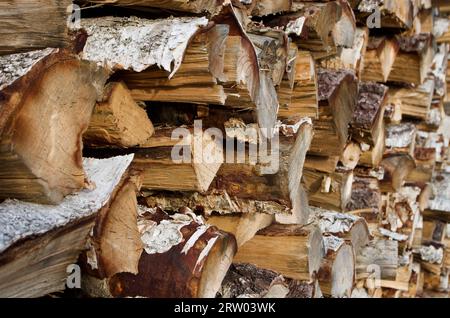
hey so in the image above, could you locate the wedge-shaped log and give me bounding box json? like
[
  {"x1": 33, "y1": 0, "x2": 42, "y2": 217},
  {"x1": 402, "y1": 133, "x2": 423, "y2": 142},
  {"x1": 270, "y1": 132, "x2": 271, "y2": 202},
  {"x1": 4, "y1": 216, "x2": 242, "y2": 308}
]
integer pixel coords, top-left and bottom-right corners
[
  {"x1": 84, "y1": 82, "x2": 154, "y2": 148},
  {"x1": 0, "y1": 155, "x2": 134, "y2": 297},
  {"x1": 361, "y1": 37, "x2": 399, "y2": 82},
  {"x1": 220, "y1": 263, "x2": 322, "y2": 298},
  {"x1": 83, "y1": 208, "x2": 237, "y2": 298},
  {"x1": 0, "y1": 49, "x2": 108, "y2": 204},
  {"x1": 318, "y1": 235, "x2": 355, "y2": 298},
  {"x1": 234, "y1": 224, "x2": 325, "y2": 282},
  {"x1": 309, "y1": 68, "x2": 358, "y2": 157}
]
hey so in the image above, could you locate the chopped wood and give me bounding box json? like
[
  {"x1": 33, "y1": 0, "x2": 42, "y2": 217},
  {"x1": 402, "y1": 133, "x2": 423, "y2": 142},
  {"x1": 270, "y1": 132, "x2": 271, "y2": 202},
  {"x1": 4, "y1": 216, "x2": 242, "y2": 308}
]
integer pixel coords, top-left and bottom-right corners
[
  {"x1": 0, "y1": 50, "x2": 108, "y2": 204},
  {"x1": 84, "y1": 82, "x2": 154, "y2": 148},
  {"x1": 234, "y1": 224, "x2": 325, "y2": 281},
  {"x1": 0, "y1": 155, "x2": 134, "y2": 297}
]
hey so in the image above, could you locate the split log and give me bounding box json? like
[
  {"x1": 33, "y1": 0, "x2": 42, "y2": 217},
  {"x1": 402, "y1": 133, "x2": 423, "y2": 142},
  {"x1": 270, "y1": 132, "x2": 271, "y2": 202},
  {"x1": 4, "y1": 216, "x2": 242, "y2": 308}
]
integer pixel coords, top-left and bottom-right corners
[
  {"x1": 0, "y1": 155, "x2": 134, "y2": 297},
  {"x1": 310, "y1": 206, "x2": 371, "y2": 253},
  {"x1": 318, "y1": 235, "x2": 355, "y2": 298},
  {"x1": 387, "y1": 79, "x2": 435, "y2": 120},
  {"x1": 379, "y1": 155, "x2": 416, "y2": 192},
  {"x1": 84, "y1": 82, "x2": 154, "y2": 148},
  {"x1": 234, "y1": 224, "x2": 325, "y2": 281},
  {"x1": 304, "y1": 155, "x2": 340, "y2": 174},
  {"x1": 219, "y1": 263, "x2": 321, "y2": 298},
  {"x1": 0, "y1": 49, "x2": 108, "y2": 204},
  {"x1": 339, "y1": 142, "x2": 361, "y2": 170},
  {"x1": 267, "y1": 2, "x2": 341, "y2": 59},
  {"x1": 279, "y1": 51, "x2": 318, "y2": 119},
  {"x1": 388, "y1": 34, "x2": 435, "y2": 85},
  {"x1": 385, "y1": 123, "x2": 417, "y2": 157},
  {"x1": 361, "y1": 37, "x2": 399, "y2": 82},
  {"x1": 380, "y1": 186, "x2": 422, "y2": 248},
  {"x1": 350, "y1": 82, "x2": 388, "y2": 147},
  {"x1": 132, "y1": 125, "x2": 224, "y2": 193},
  {"x1": 0, "y1": 0, "x2": 70, "y2": 55},
  {"x1": 206, "y1": 213, "x2": 274, "y2": 247},
  {"x1": 333, "y1": 0, "x2": 357, "y2": 49},
  {"x1": 83, "y1": 207, "x2": 237, "y2": 298},
  {"x1": 346, "y1": 177, "x2": 382, "y2": 222},
  {"x1": 358, "y1": 126, "x2": 386, "y2": 167},
  {"x1": 211, "y1": 117, "x2": 313, "y2": 224},
  {"x1": 356, "y1": 0, "x2": 414, "y2": 29},
  {"x1": 309, "y1": 69, "x2": 358, "y2": 157},
  {"x1": 320, "y1": 27, "x2": 369, "y2": 78},
  {"x1": 303, "y1": 168, "x2": 354, "y2": 212},
  {"x1": 356, "y1": 239, "x2": 399, "y2": 281}
]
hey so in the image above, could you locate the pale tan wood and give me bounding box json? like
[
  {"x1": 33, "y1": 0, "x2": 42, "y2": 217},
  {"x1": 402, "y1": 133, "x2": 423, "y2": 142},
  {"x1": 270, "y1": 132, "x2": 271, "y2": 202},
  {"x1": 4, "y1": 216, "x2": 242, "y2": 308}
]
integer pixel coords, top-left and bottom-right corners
[
  {"x1": 84, "y1": 82, "x2": 154, "y2": 148},
  {"x1": 206, "y1": 213, "x2": 274, "y2": 247},
  {"x1": 234, "y1": 224, "x2": 325, "y2": 281}
]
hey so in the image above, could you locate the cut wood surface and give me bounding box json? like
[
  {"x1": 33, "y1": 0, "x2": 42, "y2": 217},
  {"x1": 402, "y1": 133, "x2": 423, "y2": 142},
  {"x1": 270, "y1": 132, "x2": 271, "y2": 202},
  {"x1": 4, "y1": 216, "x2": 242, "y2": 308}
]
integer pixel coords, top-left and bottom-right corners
[
  {"x1": 0, "y1": 50, "x2": 108, "y2": 204},
  {"x1": 234, "y1": 224, "x2": 325, "y2": 281},
  {"x1": 83, "y1": 208, "x2": 237, "y2": 298},
  {"x1": 0, "y1": 155, "x2": 134, "y2": 297},
  {"x1": 84, "y1": 82, "x2": 154, "y2": 148}
]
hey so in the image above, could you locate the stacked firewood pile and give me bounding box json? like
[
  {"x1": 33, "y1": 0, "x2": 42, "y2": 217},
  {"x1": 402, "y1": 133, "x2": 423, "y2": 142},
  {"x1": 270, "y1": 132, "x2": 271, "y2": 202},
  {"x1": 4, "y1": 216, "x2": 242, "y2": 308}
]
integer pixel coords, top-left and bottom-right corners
[{"x1": 0, "y1": 0, "x2": 449, "y2": 298}]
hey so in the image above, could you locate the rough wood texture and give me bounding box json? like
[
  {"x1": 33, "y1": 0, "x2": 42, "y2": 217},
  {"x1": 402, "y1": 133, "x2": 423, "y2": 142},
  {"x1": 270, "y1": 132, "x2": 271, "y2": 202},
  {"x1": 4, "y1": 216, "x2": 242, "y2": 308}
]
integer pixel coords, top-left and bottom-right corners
[
  {"x1": 356, "y1": 0, "x2": 414, "y2": 29},
  {"x1": 351, "y1": 82, "x2": 388, "y2": 146},
  {"x1": 0, "y1": 155, "x2": 134, "y2": 297},
  {"x1": 219, "y1": 263, "x2": 321, "y2": 298},
  {"x1": 356, "y1": 239, "x2": 399, "y2": 280},
  {"x1": 83, "y1": 208, "x2": 237, "y2": 298},
  {"x1": 310, "y1": 206, "x2": 371, "y2": 253},
  {"x1": 361, "y1": 37, "x2": 399, "y2": 82},
  {"x1": 318, "y1": 236, "x2": 355, "y2": 298},
  {"x1": 388, "y1": 34, "x2": 434, "y2": 85},
  {"x1": 80, "y1": 0, "x2": 222, "y2": 14},
  {"x1": 0, "y1": 50, "x2": 108, "y2": 204},
  {"x1": 206, "y1": 213, "x2": 274, "y2": 247},
  {"x1": 0, "y1": 0, "x2": 70, "y2": 55},
  {"x1": 309, "y1": 68, "x2": 358, "y2": 157},
  {"x1": 84, "y1": 82, "x2": 154, "y2": 148},
  {"x1": 267, "y1": 2, "x2": 340, "y2": 59},
  {"x1": 234, "y1": 224, "x2": 325, "y2": 281},
  {"x1": 303, "y1": 168, "x2": 354, "y2": 212},
  {"x1": 212, "y1": 117, "x2": 313, "y2": 224},
  {"x1": 132, "y1": 126, "x2": 223, "y2": 193}
]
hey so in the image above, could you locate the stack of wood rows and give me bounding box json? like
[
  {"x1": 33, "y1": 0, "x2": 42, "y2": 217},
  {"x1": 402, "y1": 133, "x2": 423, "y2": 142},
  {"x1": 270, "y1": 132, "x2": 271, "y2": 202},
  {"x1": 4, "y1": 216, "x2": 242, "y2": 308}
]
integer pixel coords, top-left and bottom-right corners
[{"x1": 0, "y1": 0, "x2": 449, "y2": 298}]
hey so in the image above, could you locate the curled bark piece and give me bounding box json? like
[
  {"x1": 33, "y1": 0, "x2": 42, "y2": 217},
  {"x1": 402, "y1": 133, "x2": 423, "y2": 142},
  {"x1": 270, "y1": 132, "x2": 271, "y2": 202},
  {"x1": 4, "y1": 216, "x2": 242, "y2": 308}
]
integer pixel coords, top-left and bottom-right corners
[
  {"x1": 219, "y1": 263, "x2": 321, "y2": 298},
  {"x1": 84, "y1": 209, "x2": 237, "y2": 298}
]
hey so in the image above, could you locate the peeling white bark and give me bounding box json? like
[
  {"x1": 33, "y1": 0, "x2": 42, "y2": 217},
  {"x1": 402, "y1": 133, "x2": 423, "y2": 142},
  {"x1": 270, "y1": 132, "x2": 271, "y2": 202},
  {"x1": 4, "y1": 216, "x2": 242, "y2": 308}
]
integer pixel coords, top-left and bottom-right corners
[
  {"x1": 323, "y1": 235, "x2": 345, "y2": 253},
  {"x1": 0, "y1": 48, "x2": 56, "y2": 91},
  {"x1": 79, "y1": 16, "x2": 209, "y2": 77},
  {"x1": 419, "y1": 245, "x2": 443, "y2": 264},
  {"x1": 0, "y1": 155, "x2": 134, "y2": 254},
  {"x1": 140, "y1": 218, "x2": 190, "y2": 254}
]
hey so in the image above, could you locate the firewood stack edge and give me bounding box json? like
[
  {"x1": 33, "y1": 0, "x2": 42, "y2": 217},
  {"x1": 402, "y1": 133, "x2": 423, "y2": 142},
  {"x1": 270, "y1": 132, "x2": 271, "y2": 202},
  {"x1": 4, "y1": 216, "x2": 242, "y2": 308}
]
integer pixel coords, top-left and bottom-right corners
[{"x1": 0, "y1": 0, "x2": 449, "y2": 298}]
